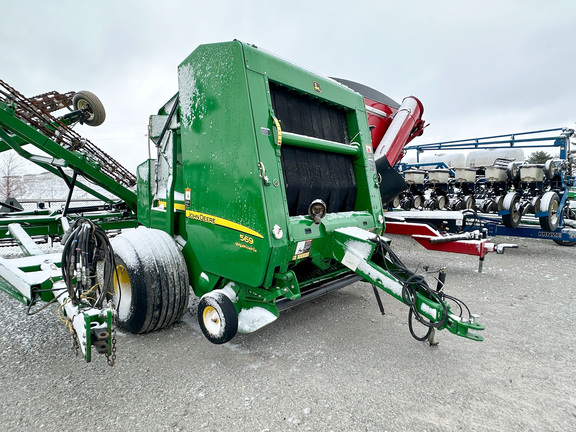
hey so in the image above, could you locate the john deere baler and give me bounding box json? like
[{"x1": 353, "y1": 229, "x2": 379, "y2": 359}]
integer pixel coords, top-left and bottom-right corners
[
  {"x1": 127, "y1": 40, "x2": 483, "y2": 344},
  {"x1": 0, "y1": 41, "x2": 483, "y2": 364}
]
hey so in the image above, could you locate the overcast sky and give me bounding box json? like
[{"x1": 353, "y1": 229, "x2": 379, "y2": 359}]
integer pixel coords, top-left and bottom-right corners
[{"x1": 2, "y1": 0, "x2": 574, "y2": 172}]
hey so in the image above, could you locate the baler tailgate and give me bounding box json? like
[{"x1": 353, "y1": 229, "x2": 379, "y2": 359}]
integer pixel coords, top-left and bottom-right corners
[{"x1": 326, "y1": 226, "x2": 485, "y2": 341}]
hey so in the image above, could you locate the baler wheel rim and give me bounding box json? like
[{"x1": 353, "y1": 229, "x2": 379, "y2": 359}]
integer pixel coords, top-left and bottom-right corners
[
  {"x1": 202, "y1": 306, "x2": 222, "y2": 335},
  {"x1": 112, "y1": 264, "x2": 132, "y2": 321}
]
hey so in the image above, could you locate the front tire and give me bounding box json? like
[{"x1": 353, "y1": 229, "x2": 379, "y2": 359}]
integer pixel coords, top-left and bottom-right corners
[
  {"x1": 111, "y1": 227, "x2": 189, "y2": 333},
  {"x1": 198, "y1": 291, "x2": 238, "y2": 344}
]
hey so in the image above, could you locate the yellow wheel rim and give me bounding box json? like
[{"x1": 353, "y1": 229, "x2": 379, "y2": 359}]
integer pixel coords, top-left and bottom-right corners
[
  {"x1": 113, "y1": 265, "x2": 132, "y2": 320},
  {"x1": 203, "y1": 305, "x2": 222, "y2": 335}
]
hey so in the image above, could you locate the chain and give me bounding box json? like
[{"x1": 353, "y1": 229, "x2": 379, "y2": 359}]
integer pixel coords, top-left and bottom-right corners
[
  {"x1": 71, "y1": 328, "x2": 80, "y2": 357},
  {"x1": 106, "y1": 299, "x2": 117, "y2": 367},
  {"x1": 106, "y1": 330, "x2": 117, "y2": 367}
]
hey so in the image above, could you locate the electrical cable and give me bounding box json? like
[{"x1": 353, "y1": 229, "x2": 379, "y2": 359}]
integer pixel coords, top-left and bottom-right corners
[{"x1": 26, "y1": 289, "x2": 66, "y2": 315}]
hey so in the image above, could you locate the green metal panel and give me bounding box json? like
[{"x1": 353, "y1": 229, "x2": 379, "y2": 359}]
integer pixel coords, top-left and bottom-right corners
[
  {"x1": 178, "y1": 41, "x2": 272, "y2": 288},
  {"x1": 174, "y1": 40, "x2": 386, "y2": 290}
]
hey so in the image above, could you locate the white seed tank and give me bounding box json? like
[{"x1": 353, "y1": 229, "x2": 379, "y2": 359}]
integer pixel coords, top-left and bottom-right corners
[{"x1": 466, "y1": 148, "x2": 525, "y2": 168}]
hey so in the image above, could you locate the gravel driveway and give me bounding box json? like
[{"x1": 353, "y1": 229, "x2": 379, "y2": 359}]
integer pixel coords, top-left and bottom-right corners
[{"x1": 1, "y1": 234, "x2": 574, "y2": 431}]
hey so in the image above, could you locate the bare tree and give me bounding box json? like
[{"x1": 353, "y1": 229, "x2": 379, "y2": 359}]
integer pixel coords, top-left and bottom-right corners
[{"x1": 0, "y1": 151, "x2": 25, "y2": 200}]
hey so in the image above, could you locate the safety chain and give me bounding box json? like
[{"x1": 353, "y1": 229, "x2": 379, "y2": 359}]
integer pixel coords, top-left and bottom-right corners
[
  {"x1": 106, "y1": 299, "x2": 117, "y2": 367},
  {"x1": 71, "y1": 328, "x2": 80, "y2": 357},
  {"x1": 106, "y1": 330, "x2": 117, "y2": 367}
]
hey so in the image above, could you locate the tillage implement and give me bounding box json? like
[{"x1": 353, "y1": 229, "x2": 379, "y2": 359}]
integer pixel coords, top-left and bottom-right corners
[{"x1": 0, "y1": 41, "x2": 484, "y2": 364}]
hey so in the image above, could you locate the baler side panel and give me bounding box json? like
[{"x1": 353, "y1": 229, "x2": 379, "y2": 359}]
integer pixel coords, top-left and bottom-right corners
[{"x1": 178, "y1": 42, "x2": 272, "y2": 289}]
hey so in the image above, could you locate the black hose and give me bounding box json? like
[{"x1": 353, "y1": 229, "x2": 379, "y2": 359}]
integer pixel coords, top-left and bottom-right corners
[
  {"x1": 373, "y1": 236, "x2": 460, "y2": 337},
  {"x1": 408, "y1": 308, "x2": 433, "y2": 341},
  {"x1": 61, "y1": 218, "x2": 116, "y2": 308}
]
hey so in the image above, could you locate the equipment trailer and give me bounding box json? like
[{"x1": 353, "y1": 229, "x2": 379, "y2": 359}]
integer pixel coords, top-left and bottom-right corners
[{"x1": 0, "y1": 41, "x2": 484, "y2": 364}]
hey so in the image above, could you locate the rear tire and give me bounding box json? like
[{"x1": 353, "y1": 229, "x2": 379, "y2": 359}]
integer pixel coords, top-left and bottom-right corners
[
  {"x1": 73, "y1": 90, "x2": 106, "y2": 126},
  {"x1": 111, "y1": 227, "x2": 189, "y2": 333},
  {"x1": 412, "y1": 195, "x2": 423, "y2": 209},
  {"x1": 436, "y1": 195, "x2": 447, "y2": 210},
  {"x1": 464, "y1": 195, "x2": 475, "y2": 210}
]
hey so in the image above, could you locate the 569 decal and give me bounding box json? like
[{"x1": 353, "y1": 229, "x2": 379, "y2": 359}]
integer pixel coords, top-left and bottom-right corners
[{"x1": 239, "y1": 234, "x2": 254, "y2": 244}]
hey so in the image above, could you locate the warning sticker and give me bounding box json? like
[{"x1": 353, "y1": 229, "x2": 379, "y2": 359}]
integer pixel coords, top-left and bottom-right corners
[{"x1": 292, "y1": 239, "x2": 312, "y2": 260}]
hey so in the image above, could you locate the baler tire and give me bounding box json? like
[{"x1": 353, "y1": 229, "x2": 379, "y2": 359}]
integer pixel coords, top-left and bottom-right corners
[
  {"x1": 73, "y1": 90, "x2": 106, "y2": 126},
  {"x1": 539, "y1": 192, "x2": 560, "y2": 232},
  {"x1": 198, "y1": 291, "x2": 238, "y2": 344},
  {"x1": 111, "y1": 227, "x2": 190, "y2": 334},
  {"x1": 502, "y1": 192, "x2": 522, "y2": 228}
]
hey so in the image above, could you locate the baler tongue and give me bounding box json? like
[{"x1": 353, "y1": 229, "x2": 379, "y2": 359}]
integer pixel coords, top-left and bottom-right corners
[{"x1": 325, "y1": 226, "x2": 485, "y2": 342}]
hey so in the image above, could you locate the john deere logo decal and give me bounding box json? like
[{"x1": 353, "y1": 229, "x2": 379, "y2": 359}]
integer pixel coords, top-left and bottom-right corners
[{"x1": 313, "y1": 81, "x2": 321, "y2": 93}]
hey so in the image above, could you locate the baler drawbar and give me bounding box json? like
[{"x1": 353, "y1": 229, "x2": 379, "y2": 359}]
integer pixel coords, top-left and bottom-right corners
[{"x1": 0, "y1": 40, "x2": 483, "y2": 364}]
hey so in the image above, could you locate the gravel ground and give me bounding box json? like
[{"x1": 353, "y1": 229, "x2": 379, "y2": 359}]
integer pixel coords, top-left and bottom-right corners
[{"x1": 0, "y1": 234, "x2": 575, "y2": 431}]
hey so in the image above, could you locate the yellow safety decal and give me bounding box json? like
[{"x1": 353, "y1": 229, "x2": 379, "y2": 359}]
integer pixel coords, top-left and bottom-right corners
[
  {"x1": 158, "y1": 201, "x2": 186, "y2": 211},
  {"x1": 273, "y1": 116, "x2": 282, "y2": 146},
  {"x1": 186, "y1": 210, "x2": 264, "y2": 239}
]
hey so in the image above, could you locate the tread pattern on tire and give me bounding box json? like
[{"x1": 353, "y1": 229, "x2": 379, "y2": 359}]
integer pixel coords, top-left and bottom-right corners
[{"x1": 111, "y1": 227, "x2": 190, "y2": 334}]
